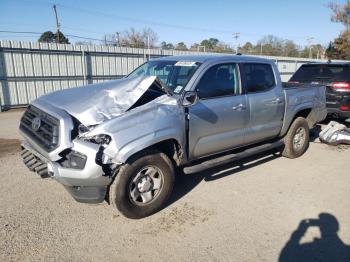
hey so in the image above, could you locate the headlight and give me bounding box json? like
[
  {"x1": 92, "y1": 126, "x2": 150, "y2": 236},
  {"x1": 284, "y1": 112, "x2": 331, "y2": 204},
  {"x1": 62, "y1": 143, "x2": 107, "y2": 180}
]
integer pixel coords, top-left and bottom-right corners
[{"x1": 84, "y1": 134, "x2": 111, "y2": 145}]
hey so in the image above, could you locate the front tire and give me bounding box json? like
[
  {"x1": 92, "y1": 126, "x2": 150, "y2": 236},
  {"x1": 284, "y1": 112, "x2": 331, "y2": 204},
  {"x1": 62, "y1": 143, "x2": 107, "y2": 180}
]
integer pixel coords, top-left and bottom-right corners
[
  {"x1": 109, "y1": 150, "x2": 175, "y2": 219},
  {"x1": 282, "y1": 117, "x2": 310, "y2": 159}
]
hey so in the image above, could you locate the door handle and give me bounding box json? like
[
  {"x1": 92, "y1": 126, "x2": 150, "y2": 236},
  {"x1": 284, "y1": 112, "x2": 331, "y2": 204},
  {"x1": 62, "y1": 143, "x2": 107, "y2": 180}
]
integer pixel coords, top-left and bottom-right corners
[
  {"x1": 232, "y1": 104, "x2": 246, "y2": 111},
  {"x1": 266, "y1": 98, "x2": 282, "y2": 104},
  {"x1": 271, "y1": 98, "x2": 282, "y2": 104}
]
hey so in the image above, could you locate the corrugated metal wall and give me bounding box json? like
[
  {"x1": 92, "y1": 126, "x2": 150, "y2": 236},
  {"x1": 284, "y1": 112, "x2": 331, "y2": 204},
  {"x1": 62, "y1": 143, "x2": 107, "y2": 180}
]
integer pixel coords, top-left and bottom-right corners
[{"x1": 0, "y1": 40, "x2": 330, "y2": 110}]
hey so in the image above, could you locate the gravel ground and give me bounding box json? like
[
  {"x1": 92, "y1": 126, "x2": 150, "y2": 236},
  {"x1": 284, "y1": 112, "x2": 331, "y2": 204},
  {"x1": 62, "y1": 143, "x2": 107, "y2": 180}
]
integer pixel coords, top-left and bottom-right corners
[{"x1": 0, "y1": 111, "x2": 349, "y2": 262}]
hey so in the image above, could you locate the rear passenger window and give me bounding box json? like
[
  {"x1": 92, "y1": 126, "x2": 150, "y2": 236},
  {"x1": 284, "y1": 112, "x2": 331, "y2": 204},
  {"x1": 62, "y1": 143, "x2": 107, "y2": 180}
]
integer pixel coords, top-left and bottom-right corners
[
  {"x1": 196, "y1": 63, "x2": 239, "y2": 99},
  {"x1": 241, "y1": 63, "x2": 276, "y2": 93}
]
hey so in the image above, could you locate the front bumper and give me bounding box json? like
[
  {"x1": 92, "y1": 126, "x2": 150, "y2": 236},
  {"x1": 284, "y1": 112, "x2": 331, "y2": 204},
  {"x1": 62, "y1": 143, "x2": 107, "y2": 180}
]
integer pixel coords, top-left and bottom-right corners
[{"x1": 21, "y1": 139, "x2": 113, "y2": 203}]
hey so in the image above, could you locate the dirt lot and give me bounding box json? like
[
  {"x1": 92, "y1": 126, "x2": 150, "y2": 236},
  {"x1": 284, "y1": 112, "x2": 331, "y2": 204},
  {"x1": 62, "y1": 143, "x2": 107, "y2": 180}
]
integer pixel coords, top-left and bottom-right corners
[{"x1": 0, "y1": 111, "x2": 349, "y2": 262}]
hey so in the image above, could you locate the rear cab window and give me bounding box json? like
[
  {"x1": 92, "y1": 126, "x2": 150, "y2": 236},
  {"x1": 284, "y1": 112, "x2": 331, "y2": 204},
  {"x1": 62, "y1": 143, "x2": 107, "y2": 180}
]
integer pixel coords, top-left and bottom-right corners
[
  {"x1": 290, "y1": 64, "x2": 350, "y2": 83},
  {"x1": 240, "y1": 63, "x2": 276, "y2": 93}
]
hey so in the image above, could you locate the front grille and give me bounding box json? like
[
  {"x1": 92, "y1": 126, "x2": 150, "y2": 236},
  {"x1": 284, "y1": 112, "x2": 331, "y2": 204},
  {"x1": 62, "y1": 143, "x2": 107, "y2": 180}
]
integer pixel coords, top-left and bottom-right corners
[{"x1": 20, "y1": 105, "x2": 60, "y2": 152}]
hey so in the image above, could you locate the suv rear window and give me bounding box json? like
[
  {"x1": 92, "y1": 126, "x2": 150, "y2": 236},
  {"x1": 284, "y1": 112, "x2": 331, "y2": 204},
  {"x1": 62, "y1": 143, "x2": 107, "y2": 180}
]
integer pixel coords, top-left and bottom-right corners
[{"x1": 290, "y1": 64, "x2": 350, "y2": 83}]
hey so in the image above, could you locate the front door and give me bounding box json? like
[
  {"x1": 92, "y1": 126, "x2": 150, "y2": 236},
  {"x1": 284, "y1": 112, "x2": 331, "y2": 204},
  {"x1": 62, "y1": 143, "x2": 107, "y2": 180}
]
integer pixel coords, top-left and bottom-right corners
[{"x1": 188, "y1": 63, "x2": 249, "y2": 159}]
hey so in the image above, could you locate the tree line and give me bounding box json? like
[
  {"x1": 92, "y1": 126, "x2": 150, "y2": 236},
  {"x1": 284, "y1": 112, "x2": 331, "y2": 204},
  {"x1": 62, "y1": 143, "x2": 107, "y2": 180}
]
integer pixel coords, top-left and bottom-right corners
[
  {"x1": 325, "y1": 1, "x2": 350, "y2": 60},
  {"x1": 37, "y1": 1, "x2": 350, "y2": 60},
  {"x1": 37, "y1": 28, "x2": 325, "y2": 59}
]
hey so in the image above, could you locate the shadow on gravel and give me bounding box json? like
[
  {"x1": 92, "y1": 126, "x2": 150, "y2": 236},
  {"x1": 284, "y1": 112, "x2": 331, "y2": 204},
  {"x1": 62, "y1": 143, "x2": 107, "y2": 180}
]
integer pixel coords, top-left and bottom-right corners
[
  {"x1": 310, "y1": 125, "x2": 322, "y2": 142},
  {"x1": 321, "y1": 116, "x2": 350, "y2": 127},
  {"x1": 279, "y1": 213, "x2": 350, "y2": 262},
  {"x1": 310, "y1": 117, "x2": 350, "y2": 143},
  {"x1": 167, "y1": 149, "x2": 281, "y2": 208},
  {"x1": 0, "y1": 138, "x2": 21, "y2": 158}
]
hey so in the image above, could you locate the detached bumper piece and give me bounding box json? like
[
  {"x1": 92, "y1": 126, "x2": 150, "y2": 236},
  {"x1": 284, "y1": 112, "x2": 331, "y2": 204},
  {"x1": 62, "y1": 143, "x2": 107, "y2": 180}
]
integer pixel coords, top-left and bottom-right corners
[
  {"x1": 21, "y1": 148, "x2": 50, "y2": 178},
  {"x1": 319, "y1": 121, "x2": 350, "y2": 145}
]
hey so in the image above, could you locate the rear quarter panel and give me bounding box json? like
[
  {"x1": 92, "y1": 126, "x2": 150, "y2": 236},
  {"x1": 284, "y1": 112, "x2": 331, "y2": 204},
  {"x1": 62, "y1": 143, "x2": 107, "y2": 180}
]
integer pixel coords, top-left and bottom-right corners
[{"x1": 280, "y1": 85, "x2": 327, "y2": 136}]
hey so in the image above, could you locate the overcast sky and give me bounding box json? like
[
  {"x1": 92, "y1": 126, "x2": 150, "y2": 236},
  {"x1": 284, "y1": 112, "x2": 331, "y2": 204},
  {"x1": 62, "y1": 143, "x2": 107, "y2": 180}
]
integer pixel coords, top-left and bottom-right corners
[{"x1": 0, "y1": 0, "x2": 346, "y2": 47}]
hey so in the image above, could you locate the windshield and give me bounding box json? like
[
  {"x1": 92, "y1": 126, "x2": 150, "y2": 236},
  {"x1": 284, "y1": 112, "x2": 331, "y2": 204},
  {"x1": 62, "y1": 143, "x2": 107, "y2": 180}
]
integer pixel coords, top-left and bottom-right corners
[
  {"x1": 290, "y1": 64, "x2": 350, "y2": 83},
  {"x1": 127, "y1": 60, "x2": 201, "y2": 93}
]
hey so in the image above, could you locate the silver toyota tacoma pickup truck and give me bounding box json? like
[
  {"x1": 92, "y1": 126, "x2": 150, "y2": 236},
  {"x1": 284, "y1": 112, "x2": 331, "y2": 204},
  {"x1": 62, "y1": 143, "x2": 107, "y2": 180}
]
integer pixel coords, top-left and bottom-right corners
[{"x1": 19, "y1": 55, "x2": 327, "y2": 218}]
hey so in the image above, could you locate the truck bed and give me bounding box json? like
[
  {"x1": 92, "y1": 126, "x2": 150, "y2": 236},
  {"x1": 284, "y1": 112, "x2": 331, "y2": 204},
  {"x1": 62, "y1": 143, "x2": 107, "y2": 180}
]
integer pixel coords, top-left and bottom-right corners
[{"x1": 279, "y1": 83, "x2": 327, "y2": 136}]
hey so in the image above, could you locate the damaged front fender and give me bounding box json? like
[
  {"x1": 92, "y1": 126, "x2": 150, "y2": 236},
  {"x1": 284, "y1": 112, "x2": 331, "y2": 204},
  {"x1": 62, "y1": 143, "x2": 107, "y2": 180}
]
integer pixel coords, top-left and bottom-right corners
[{"x1": 80, "y1": 94, "x2": 186, "y2": 164}]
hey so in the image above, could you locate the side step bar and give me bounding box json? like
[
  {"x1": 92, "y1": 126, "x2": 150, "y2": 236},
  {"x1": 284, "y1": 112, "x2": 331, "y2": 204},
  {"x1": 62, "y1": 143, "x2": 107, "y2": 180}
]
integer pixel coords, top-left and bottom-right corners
[{"x1": 183, "y1": 140, "x2": 284, "y2": 174}]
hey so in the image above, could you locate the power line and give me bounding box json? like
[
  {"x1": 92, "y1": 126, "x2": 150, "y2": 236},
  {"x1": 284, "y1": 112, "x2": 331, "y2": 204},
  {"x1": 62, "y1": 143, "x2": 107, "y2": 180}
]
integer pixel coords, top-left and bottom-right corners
[
  {"x1": 0, "y1": 30, "x2": 113, "y2": 44},
  {"x1": 0, "y1": 30, "x2": 42, "y2": 35},
  {"x1": 9, "y1": 0, "x2": 324, "y2": 43},
  {"x1": 0, "y1": 30, "x2": 162, "y2": 47},
  {"x1": 13, "y1": 0, "x2": 235, "y2": 35}
]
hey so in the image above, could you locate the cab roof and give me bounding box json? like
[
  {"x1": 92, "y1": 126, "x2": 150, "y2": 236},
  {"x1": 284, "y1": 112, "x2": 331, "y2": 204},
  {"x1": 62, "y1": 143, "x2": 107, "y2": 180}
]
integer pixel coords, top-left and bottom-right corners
[{"x1": 152, "y1": 54, "x2": 272, "y2": 64}]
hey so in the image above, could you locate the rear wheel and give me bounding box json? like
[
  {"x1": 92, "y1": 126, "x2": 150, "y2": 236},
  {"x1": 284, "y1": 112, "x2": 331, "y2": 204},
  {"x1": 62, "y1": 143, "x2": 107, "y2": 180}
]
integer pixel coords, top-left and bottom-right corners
[
  {"x1": 109, "y1": 150, "x2": 175, "y2": 219},
  {"x1": 282, "y1": 117, "x2": 310, "y2": 159}
]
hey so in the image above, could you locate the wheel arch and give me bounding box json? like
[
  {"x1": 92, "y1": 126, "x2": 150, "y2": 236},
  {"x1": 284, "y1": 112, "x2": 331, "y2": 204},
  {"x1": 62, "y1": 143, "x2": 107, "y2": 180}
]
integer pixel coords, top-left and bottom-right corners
[
  {"x1": 123, "y1": 138, "x2": 184, "y2": 168},
  {"x1": 280, "y1": 107, "x2": 314, "y2": 137}
]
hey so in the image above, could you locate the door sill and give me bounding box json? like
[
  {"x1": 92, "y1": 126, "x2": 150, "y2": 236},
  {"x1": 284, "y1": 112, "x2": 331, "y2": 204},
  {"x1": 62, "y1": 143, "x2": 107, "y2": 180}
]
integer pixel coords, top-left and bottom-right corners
[{"x1": 183, "y1": 139, "x2": 283, "y2": 174}]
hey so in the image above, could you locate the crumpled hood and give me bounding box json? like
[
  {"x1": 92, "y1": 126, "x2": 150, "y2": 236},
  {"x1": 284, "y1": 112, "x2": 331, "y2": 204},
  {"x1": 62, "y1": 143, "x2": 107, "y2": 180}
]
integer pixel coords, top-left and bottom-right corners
[{"x1": 37, "y1": 76, "x2": 160, "y2": 125}]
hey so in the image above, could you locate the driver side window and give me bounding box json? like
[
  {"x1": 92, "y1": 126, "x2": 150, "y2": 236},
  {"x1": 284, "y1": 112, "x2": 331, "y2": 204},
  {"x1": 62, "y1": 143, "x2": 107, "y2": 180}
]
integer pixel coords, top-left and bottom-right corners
[{"x1": 196, "y1": 63, "x2": 239, "y2": 99}]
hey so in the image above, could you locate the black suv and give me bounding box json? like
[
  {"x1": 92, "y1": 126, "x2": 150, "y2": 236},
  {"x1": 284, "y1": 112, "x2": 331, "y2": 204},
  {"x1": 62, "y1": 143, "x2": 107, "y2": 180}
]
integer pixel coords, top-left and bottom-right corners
[{"x1": 289, "y1": 62, "x2": 350, "y2": 119}]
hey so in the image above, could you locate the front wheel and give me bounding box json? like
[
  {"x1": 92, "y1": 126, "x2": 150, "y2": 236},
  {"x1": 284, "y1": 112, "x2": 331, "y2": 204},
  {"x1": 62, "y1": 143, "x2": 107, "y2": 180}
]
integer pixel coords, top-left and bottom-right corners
[
  {"x1": 109, "y1": 150, "x2": 175, "y2": 219},
  {"x1": 282, "y1": 117, "x2": 310, "y2": 159}
]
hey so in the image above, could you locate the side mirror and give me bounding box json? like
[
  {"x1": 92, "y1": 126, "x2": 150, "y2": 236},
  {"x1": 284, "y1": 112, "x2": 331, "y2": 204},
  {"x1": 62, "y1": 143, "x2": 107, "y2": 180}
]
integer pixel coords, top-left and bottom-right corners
[{"x1": 182, "y1": 91, "x2": 198, "y2": 107}]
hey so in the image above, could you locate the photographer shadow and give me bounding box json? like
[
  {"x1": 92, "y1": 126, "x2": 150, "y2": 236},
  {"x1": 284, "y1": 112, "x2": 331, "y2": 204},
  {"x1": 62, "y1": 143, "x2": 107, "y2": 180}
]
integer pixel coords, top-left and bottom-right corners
[
  {"x1": 167, "y1": 149, "x2": 281, "y2": 207},
  {"x1": 279, "y1": 213, "x2": 350, "y2": 262}
]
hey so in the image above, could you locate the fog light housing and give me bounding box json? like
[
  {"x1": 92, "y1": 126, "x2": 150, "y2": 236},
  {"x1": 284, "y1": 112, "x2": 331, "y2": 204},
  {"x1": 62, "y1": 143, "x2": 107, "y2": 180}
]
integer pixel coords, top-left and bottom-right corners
[{"x1": 59, "y1": 151, "x2": 87, "y2": 169}]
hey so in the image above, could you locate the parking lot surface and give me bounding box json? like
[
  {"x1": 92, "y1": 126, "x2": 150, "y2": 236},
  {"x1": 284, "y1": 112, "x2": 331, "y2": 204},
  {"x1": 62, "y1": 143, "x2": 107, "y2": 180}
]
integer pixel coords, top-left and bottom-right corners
[{"x1": 0, "y1": 111, "x2": 349, "y2": 261}]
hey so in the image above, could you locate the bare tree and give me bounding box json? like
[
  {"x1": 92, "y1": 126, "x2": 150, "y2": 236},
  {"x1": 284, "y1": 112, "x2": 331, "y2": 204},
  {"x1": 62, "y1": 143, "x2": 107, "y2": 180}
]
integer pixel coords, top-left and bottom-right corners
[
  {"x1": 329, "y1": 1, "x2": 350, "y2": 28},
  {"x1": 112, "y1": 28, "x2": 159, "y2": 48},
  {"x1": 103, "y1": 34, "x2": 117, "y2": 46},
  {"x1": 142, "y1": 28, "x2": 158, "y2": 48}
]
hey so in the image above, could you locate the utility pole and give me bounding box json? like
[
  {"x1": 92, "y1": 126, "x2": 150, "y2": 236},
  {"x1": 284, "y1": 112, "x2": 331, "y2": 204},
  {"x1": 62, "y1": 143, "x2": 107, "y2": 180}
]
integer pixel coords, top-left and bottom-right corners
[
  {"x1": 197, "y1": 45, "x2": 206, "y2": 52},
  {"x1": 147, "y1": 34, "x2": 150, "y2": 60},
  {"x1": 53, "y1": 4, "x2": 61, "y2": 43},
  {"x1": 116, "y1": 32, "x2": 120, "y2": 47},
  {"x1": 307, "y1": 37, "x2": 314, "y2": 59},
  {"x1": 233, "y1": 32, "x2": 240, "y2": 54}
]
